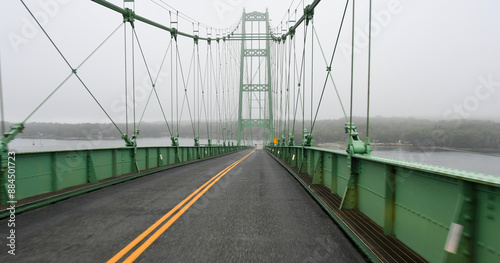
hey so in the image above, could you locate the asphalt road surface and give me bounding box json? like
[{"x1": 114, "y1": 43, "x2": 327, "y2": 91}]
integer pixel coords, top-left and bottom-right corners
[{"x1": 0, "y1": 149, "x2": 365, "y2": 262}]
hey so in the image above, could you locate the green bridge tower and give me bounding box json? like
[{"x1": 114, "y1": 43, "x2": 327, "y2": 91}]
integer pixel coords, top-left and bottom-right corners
[{"x1": 237, "y1": 10, "x2": 274, "y2": 146}]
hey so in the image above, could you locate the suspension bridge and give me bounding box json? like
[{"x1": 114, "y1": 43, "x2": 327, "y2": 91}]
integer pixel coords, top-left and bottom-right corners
[{"x1": 1, "y1": 0, "x2": 499, "y2": 262}]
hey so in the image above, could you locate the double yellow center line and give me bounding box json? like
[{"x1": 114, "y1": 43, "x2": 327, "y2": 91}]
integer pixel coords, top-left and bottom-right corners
[{"x1": 108, "y1": 149, "x2": 255, "y2": 263}]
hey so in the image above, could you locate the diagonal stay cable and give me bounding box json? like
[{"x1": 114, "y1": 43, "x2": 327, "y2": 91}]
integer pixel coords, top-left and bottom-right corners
[
  {"x1": 311, "y1": 0, "x2": 350, "y2": 132},
  {"x1": 137, "y1": 40, "x2": 173, "y2": 132},
  {"x1": 176, "y1": 42, "x2": 196, "y2": 137},
  {"x1": 178, "y1": 45, "x2": 194, "y2": 129},
  {"x1": 132, "y1": 28, "x2": 173, "y2": 135},
  {"x1": 201, "y1": 45, "x2": 210, "y2": 139},
  {"x1": 21, "y1": 0, "x2": 124, "y2": 135},
  {"x1": 154, "y1": 40, "x2": 173, "y2": 84},
  {"x1": 196, "y1": 44, "x2": 207, "y2": 138},
  {"x1": 312, "y1": 26, "x2": 347, "y2": 122}
]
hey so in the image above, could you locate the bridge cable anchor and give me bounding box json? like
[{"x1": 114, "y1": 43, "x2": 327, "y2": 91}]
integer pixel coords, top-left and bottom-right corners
[
  {"x1": 304, "y1": 5, "x2": 315, "y2": 26},
  {"x1": 170, "y1": 28, "x2": 178, "y2": 41},
  {"x1": 122, "y1": 8, "x2": 135, "y2": 28}
]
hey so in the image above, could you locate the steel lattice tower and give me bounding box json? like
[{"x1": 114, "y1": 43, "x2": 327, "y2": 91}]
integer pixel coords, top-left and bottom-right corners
[{"x1": 237, "y1": 10, "x2": 274, "y2": 146}]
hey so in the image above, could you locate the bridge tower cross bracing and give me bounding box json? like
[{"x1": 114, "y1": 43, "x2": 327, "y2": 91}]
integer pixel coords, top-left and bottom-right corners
[{"x1": 237, "y1": 10, "x2": 274, "y2": 146}]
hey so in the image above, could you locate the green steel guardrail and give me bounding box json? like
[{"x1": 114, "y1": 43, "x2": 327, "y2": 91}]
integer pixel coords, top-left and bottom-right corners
[
  {"x1": 266, "y1": 145, "x2": 500, "y2": 263},
  {"x1": 1, "y1": 145, "x2": 249, "y2": 212}
]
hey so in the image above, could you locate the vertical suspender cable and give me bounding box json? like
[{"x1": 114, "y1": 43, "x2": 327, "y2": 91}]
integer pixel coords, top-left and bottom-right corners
[
  {"x1": 292, "y1": 17, "x2": 298, "y2": 136},
  {"x1": 132, "y1": 5, "x2": 136, "y2": 131},
  {"x1": 133, "y1": 0, "x2": 136, "y2": 132},
  {"x1": 169, "y1": 12, "x2": 174, "y2": 135},
  {"x1": 366, "y1": 0, "x2": 372, "y2": 141},
  {"x1": 194, "y1": 33, "x2": 198, "y2": 139},
  {"x1": 175, "y1": 12, "x2": 179, "y2": 134},
  {"x1": 287, "y1": 29, "x2": 292, "y2": 137},
  {"x1": 208, "y1": 42, "x2": 211, "y2": 140},
  {"x1": 0, "y1": 52, "x2": 5, "y2": 135},
  {"x1": 176, "y1": 40, "x2": 179, "y2": 133},
  {"x1": 124, "y1": 22, "x2": 128, "y2": 136},
  {"x1": 302, "y1": 22, "x2": 306, "y2": 140},
  {"x1": 310, "y1": 17, "x2": 314, "y2": 131},
  {"x1": 131, "y1": 1, "x2": 137, "y2": 133},
  {"x1": 349, "y1": 0, "x2": 355, "y2": 142},
  {"x1": 302, "y1": 0, "x2": 306, "y2": 140}
]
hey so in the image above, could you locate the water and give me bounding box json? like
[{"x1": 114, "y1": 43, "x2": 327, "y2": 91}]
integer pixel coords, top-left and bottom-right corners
[
  {"x1": 8, "y1": 137, "x2": 236, "y2": 153},
  {"x1": 321, "y1": 144, "x2": 499, "y2": 176},
  {"x1": 8, "y1": 139, "x2": 499, "y2": 176},
  {"x1": 371, "y1": 146, "x2": 500, "y2": 176}
]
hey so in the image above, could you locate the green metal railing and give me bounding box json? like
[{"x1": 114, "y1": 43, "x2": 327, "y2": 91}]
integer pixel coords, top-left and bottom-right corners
[
  {"x1": 1, "y1": 145, "x2": 249, "y2": 208},
  {"x1": 266, "y1": 145, "x2": 500, "y2": 263}
]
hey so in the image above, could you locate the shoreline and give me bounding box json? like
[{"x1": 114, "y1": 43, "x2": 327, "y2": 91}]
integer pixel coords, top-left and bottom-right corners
[
  {"x1": 318, "y1": 142, "x2": 500, "y2": 156},
  {"x1": 13, "y1": 138, "x2": 500, "y2": 156}
]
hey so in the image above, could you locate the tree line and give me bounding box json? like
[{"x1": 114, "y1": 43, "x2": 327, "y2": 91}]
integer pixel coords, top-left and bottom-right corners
[
  {"x1": 2, "y1": 117, "x2": 500, "y2": 150},
  {"x1": 308, "y1": 117, "x2": 500, "y2": 151}
]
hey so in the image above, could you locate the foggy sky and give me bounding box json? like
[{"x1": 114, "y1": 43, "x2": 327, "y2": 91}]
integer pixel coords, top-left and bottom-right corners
[{"x1": 1, "y1": 0, "x2": 499, "y2": 125}]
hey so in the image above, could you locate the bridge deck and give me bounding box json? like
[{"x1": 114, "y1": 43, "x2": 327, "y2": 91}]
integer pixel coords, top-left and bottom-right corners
[
  {"x1": 0, "y1": 149, "x2": 365, "y2": 262},
  {"x1": 269, "y1": 155, "x2": 428, "y2": 263}
]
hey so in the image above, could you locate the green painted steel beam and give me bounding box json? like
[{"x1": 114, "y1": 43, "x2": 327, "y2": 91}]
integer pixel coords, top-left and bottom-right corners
[
  {"x1": 225, "y1": 38, "x2": 274, "y2": 41},
  {"x1": 91, "y1": 0, "x2": 238, "y2": 43},
  {"x1": 240, "y1": 119, "x2": 271, "y2": 128},
  {"x1": 275, "y1": 0, "x2": 321, "y2": 40},
  {"x1": 243, "y1": 49, "x2": 267, "y2": 57},
  {"x1": 244, "y1": 12, "x2": 267, "y2": 21},
  {"x1": 0, "y1": 145, "x2": 251, "y2": 213},
  {"x1": 266, "y1": 145, "x2": 500, "y2": 262},
  {"x1": 384, "y1": 165, "x2": 396, "y2": 235},
  {"x1": 242, "y1": 84, "x2": 269, "y2": 92},
  {"x1": 312, "y1": 151, "x2": 323, "y2": 184},
  {"x1": 1, "y1": 123, "x2": 25, "y2": 204},
  {"x1": 237, "y1": 10, "x2": 274, "y2": 145}
]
